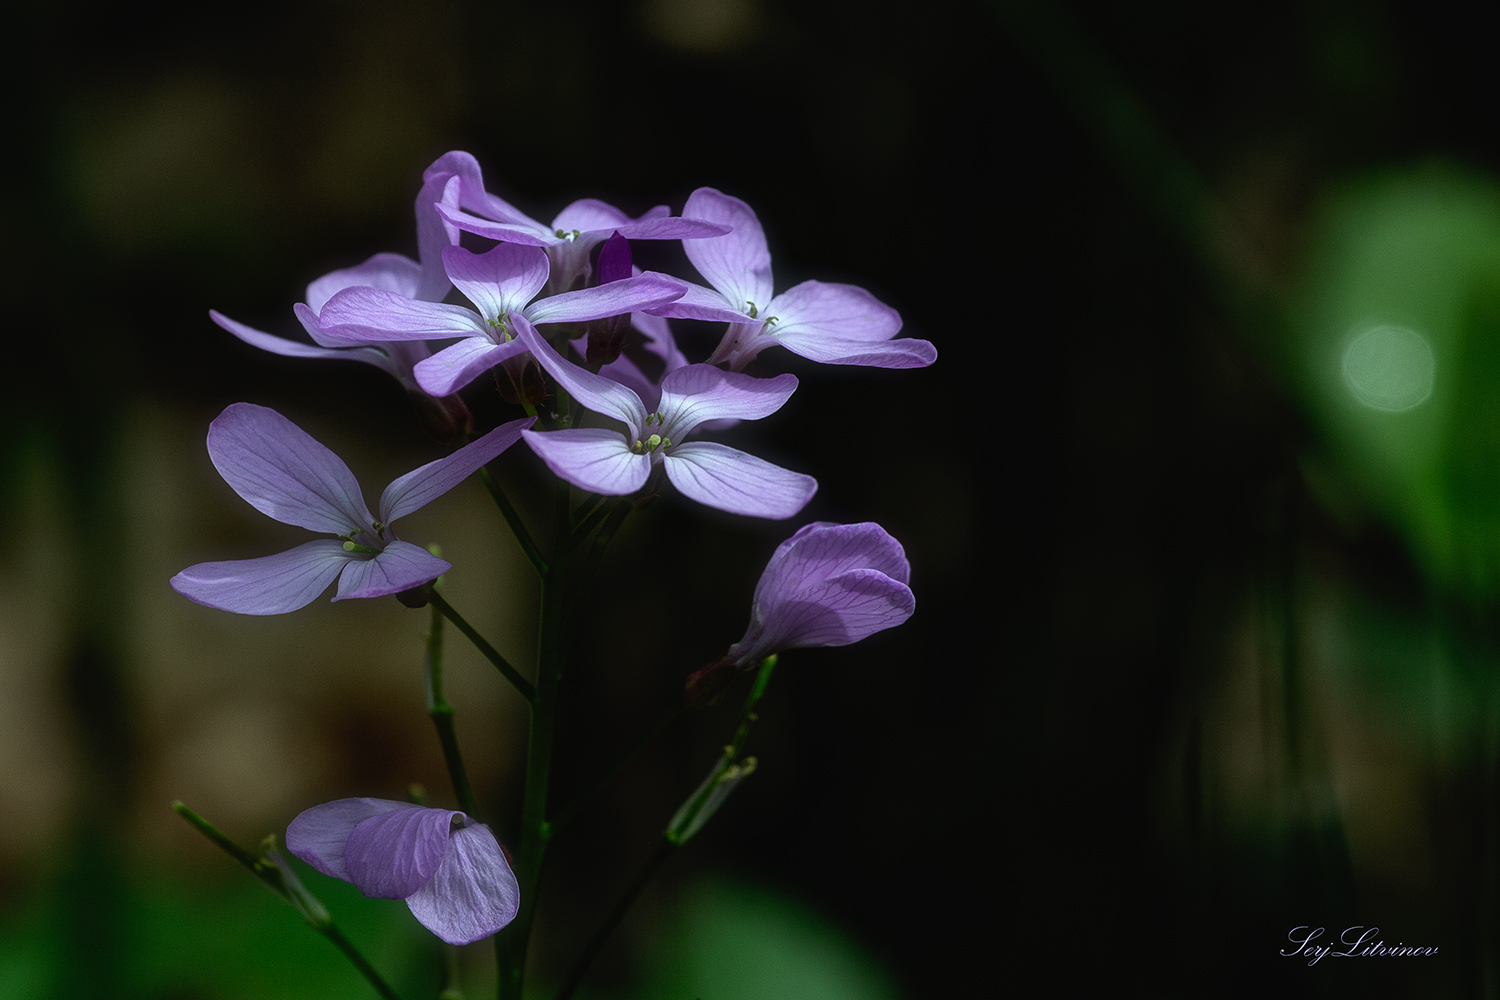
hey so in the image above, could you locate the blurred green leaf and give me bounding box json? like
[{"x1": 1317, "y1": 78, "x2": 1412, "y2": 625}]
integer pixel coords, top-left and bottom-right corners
[
  {"x1": 1296, "y1": 165, "x2": 1500, "y2": 598},
  {"x1": 634, "y1": 880, "x2": 901, "y2": 1000}
]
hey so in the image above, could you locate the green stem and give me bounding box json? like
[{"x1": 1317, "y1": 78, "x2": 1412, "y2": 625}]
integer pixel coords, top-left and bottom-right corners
[
  {"x1": 425, "y1": 601, "x2": 479, "y2": 817},
  {"x1": 550, "y1": 700, "x2": 687, "y2": 834},
  {"x1": 428, "y1": 590, "x2": 535, "y2": 705},
  {"x1": 498, "y1": 490, "x2": 572, "y2": 1000},
  {"x1": 667, "y1": 656, "x2": 776, "y2": 845},
  {"x1": 478, "y1": 466, "x2": 547, "y2": 577},
  {"x1": 172, "y1": 802, "x2": 403, "y2": 1000},
  {"x1": 555, "y1": 658, "x2": 777, "y2": 999},
  {"x1": 553, "y1": 839, "x2": 676, "y2": 1000}
]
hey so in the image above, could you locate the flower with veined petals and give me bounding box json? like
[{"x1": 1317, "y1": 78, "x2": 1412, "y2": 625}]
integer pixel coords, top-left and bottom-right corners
[
  {"x1": 730, "y1": 521, "x2": 914, "y2": 663},
  {"x1": 287, "y1": 799, "x2": 519, "y2": 946},
  {"x1": 315, "y1": 243, "x2": 687, "y2": 397},
  {"x1": 425, "y1": 150, "x2": 731, "y2": 293},
  {"x1": 170, "y1": 404, "x2": 533, "y2": 615},
  {"x1": 647, "y1": 188, "x2": 937, "y2": 371},
  {"x1": 685, "y1": 522, "x2": 915, "y2": 704},
  {"x1": 513, "y1": 313, "x2": 817, "y2": 520}
]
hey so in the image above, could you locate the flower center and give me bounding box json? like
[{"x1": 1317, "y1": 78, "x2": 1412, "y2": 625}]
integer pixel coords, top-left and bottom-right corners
[
  {"x1": 339, "y1": 521, "x2": 387, "y2": 555},
  {"x1": 630, "y1": 411, "x2": 673, "y2": 454},
  {"x1": 553, "y1": 228, "x2": 581, "y2": 241},
  {"x1": 486, "y1": 314, "x2": 514, "y2": 343}
]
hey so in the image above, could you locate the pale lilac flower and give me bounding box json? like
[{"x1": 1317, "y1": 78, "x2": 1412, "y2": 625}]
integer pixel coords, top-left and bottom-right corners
[
  {"x1": 513, "y1": 313, "x2": 816, "y2": 519},
  {"x1": 286, "y1": 798, "x2": 519, "y2": 946},
  {"x1": 170, "y1": 404, "x2": 533, "y2": 615},
  {"x1": 425, "y1": 150, "x2": 731, "y2": 293},
  {"x1": 686, "y1": 522, "x2": 914, "y2": 705},
  {"x1": 648, "y1": 188, "x2": 937, "y2": 371},
  {"x1": 315, "y1": 243, "x2": 687, "y2": 397},
  {"x1": 729, "y1": 521, "x2": 915, "y2": 664}
]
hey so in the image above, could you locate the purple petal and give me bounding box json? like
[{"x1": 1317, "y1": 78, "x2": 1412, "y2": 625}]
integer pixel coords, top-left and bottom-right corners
[
  {"x1": 551, "y1": 198, "x2": 630, "y2": 233},
  {"x1": 682, "y1": 188, "x2": 775, "y2": 312},
  {"x1": 286, "y1": 798, "x2": 414, "y2": 881},
  {"x1": 318, "y1": 287, "x2": 487, "y2": 343},
  {"x1": 210, "y1": 310, "x2": 405, "y2": 379},
  {"x1": 662, "y1": 442, "x2": 816, "y2": 519},
  {"x1": 595, "y1": 232, "x2": 633, "y2": 285},
  {"x1": 380, "y1": 415, "x2": 536, "y2": 523},
  {"x1": 424, "y1": 151, "x2": 544, "y2": 228},
  {"x1": 645, "y1": 281, "x2": 759, "y2": 324},
  {"x1": 762, "y1": 521, "x2": 911, "y2": 591},
  {"x1": 512, "y1": 313, "x2": 647, "y2": 434},
  {"x1": 412, "y1": 337, "x2": 527, "y2": 397},
  {"x1": 773, "y1": 331, "x2": 938, "y2": 369},
  {"x1": 615, "y1": 215, "x2": 734, "y2": 241},
  {"x1": 306, "y1": 253, "x2": 423, "y2": 314},
  {"x1": 734, "y1": 568, "x2": 916, "y2": 664},
  {"x1": 434, "y1": 203, "x2": 553, "y2": 246},
  {"x1": 415, "y1": 174, "x2": 462, "y2": 302},
  {"x1": 766, "y1": 281, "x2": 902, "y2": 342},
  {"x1": 405, "y1": 822, "x2": 520, "y2": 945},
  {"x1": 442, "y1": 244, "x2": 550, "y2": 322},
  {"x1": 170, "y1": 540, "x2": 352, "y2": 615},
  {"x1": 344, "y1": 806, "x2": 459, "y2": 899},
  {"x1": 522, "y1": 428, "x2": 650, "y2": 495},
  {"x1": 595, "y1": 353, "x2": 659, "y2": 410},
  {"x1": 208, "y1": 403, "x2": 373, "y2": 533},
  {"x1": 524, "y1": 272, "x2": 686, "y2": 326},
  {"x1": 658, "y1": 366, "x2": 797, "y2": 438},
  {"x1": 334, "y1": 541, "x2": 453, "y2": 601}
]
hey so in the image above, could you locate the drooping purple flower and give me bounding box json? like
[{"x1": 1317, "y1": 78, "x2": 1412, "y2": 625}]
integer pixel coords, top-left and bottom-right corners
[
  {"x1": 286, "y1": 798, "x2": 519, "y2": 946},
  {"x1": 647, "y1": 188, "x2": 937, "y2": 371},
  {"x1": 512, "y1": 313, "x2": 816, "y2": 519},
  {"x1": 424, "y1": 150, "x2": 732, "y2": 293},
  {"x1": 685, "y1": 522, "x2": 915, "y2": 705},
  {"x1": 170, "y1": 404, "x2": 533, "y2": 615},
  {"x1": 315, "y1": 243, "x2": 687, "y2": 397},
  {"x1": 730, "y1": 521, "x2": 915, "y2": 663}
]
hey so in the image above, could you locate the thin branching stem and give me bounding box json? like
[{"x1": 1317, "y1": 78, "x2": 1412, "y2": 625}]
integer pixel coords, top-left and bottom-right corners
[
  {"x1": 172, "y1": 802, "x2": 404, "y2": 1000},
  {"x1": 428, "y1": 590, "x2": 536, "y2": 705},
  {"x1": 425, "y1": 599, "x2": 479, "y2": 817},
  {"x1": 478, "y1": 466, "x2": 546, "y2": 577}
]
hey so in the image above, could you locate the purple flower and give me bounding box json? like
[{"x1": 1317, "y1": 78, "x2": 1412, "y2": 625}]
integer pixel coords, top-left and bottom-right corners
[
  {"x1": 170, "y1": 404, "x2": 533, "y2": 615},
  {"x1": 286, "y1": 799, "x2": 519, "y2": 946},
  {"x1": 513, "y1": 313, "x2": 817, "y2": 519},
  {"x1": 424, "y1": 150, "x2": 731, "y2": 293},
  {"x1": 729, "y1": 521, "x2": 915, "y2": 664},
  {"x1": 315, "y1": 243, "x2": 687, "y2": 397},
  {"x1": 648, "y1": 188, "x2": 937, "y2": 371},
  {"x1": 685, "y1": 522, "x2": 915, "y2": 706}
]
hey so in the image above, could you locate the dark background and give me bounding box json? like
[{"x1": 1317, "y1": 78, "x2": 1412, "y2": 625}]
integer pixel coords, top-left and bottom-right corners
[{"x1": 3, "y1": 0, "x2": 1497, "y2": 997}]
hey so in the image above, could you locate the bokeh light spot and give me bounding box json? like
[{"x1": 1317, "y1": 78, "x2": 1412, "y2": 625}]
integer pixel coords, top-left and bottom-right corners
[{"x1": 1341, "y1": 324, "x2": 1436, "y2": 412}]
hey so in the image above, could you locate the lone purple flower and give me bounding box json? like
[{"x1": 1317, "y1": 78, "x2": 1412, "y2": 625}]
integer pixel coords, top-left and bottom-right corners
[
  {"x1": 730, "y1": 521, "x2": 915, "y2": 663},
  {"x1": 315, "y1": 243, "x2": 687, "y2": 397},
  {"x1": 426, "y1": 150, "x2": 731, "y2": 292},
  {"x1": 649, "y1": 188, "x2": 937, "y2": 371},
  {"x1": 685, "y1": 522, "x2": 914, "y2": 705},
  {"x1": 170, "y1": 404, "x2": 533, "y2": 614},
  {"x1": 287, "y1": 799, "x2": 519, "y2": 946},
  {"x1": 513, "y1": 314, "x2": 817, "y2": 519}
]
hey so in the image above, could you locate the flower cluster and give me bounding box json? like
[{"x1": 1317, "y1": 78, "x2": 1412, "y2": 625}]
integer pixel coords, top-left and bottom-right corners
[{"x1": 174, "y1": 151, "x2": 928, "y2": 950}]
